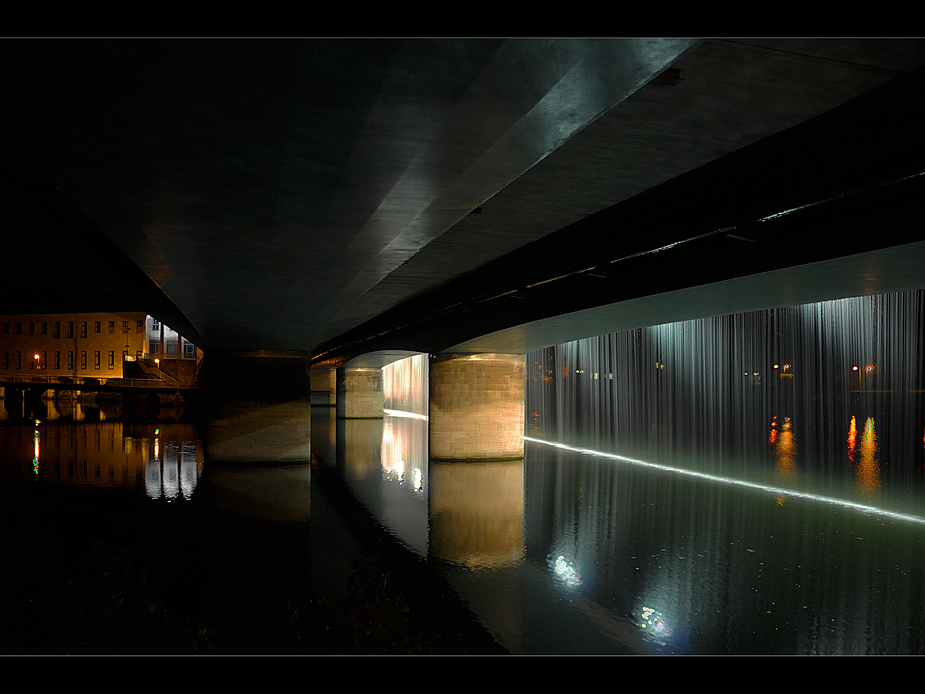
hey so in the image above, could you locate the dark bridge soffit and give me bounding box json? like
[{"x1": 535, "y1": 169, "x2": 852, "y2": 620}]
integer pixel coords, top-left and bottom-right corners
[
  {"x1": 0, "y1": 38, "x2": 698, "y2": 353},
  {"x1": 3, "y1": 39, "x2": 925, "y2": 361},
  {"x1": 311, "y1": 43, "x2": 925, "y2": 365}
]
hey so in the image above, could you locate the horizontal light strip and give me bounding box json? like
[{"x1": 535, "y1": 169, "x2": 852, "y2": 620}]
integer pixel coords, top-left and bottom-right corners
[
  {"x1": 384, "y1": 408, "x2": 429, "y2": 420},
  {"x1": 523, "y1": 436, "x2": 925, "y2": 525}
]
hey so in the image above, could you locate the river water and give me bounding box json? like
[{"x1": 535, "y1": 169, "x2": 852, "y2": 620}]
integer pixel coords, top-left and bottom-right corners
[{"x1": 1, "y1": 289, "x2": 923, "y2": 655}]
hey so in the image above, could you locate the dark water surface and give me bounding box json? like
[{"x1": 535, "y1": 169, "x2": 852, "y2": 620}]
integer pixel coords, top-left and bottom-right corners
[{"x1": 1, "y1": 292, "x2": 923, "y2": 655}]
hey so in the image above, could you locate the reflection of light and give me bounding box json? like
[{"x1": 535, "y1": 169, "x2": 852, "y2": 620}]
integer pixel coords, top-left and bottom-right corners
[
  {"x1": 775, "y1": 417, "x2": 795, "y2": 480},
  {"x1": 856, "y1": 417, "x2": 880, "y2": 497},
  {"x1": 638, "y1": 605, "x2": 673, "y2": 645},
  {"x1": 412, "y1": 467, "x2": 423, "y2": 493},
  {"x1": 524, "y1": 436, "x2": 925, "y2": 525},
  {"x1": 847, "y1": 415, "x2": 857, "y2": 463},
  {"x1": 552, "y1": 555, "x2": 582, "y2": 588},
  {"x1": 33, "y1": 426, "x2": 40, "y2": 475},
  {"x1": 383, "y1": 408, "x2": 428, "y2": 420}
]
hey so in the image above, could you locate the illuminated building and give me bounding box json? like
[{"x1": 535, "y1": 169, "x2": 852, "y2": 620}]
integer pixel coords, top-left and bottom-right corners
[{"x1": 0, "y1": 311, "x2": 198, "y2": 381}]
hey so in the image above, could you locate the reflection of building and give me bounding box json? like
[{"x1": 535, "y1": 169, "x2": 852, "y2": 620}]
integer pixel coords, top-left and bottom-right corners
[{"x1": 0, "y1": 312, "x2": 199, "y2": 382}]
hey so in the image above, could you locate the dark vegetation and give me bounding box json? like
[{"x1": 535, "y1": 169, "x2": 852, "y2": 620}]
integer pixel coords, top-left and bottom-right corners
[{"x1": 0, "y1": 478, "x2": 505, "y2": 656}]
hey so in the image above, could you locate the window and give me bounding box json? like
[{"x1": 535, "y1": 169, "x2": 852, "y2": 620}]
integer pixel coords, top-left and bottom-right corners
[
  {"x1": 122, "y1": 321, "x2": 129, "y2": 333},
  {"x1": 108, "y1": 351, "x2": 115, "y2": 369},
  {"x1": 68, "y1": 351, "x2": 74, "y2": 370},
  {"x1": 67, "y1": 322, "x2": 74, "y2": 338},
  {"x1": 152, "y1": 320, "x2": 160, "y2": 330},
  {"x1": 16, "y1": 323, "x2": 22, "y2": 335},
  {"x1": 2, "y1": 352, "x2": 7, "y2": 370},
  {"x1": 81, "y1": 322, "x2": 87, "y2": 338},
  {"x1": 29, "y1": 322, "x2": 34, "y2": 335},
  {"x1": 184, "y1": 343, "x2": 195, "y2": 354},
  {"x1": 136, "y1": 320, "x2": 144, "y2": 332},
  {"x1": 54, "y1": 351, "x2": 60, "y2": 370},
  {"x1": 95, "y1": 321, "x2": 101, "y2": 334},
  {"x1": 149, "y1": 340, "x2": 159, "y2": 354},
  {"x1": 81, "y1": 351, "x2": 87, "y2": 370},
  {"x1": 41, "y1": 351, "x2": 46, "y2": 369},
  {"x1": 16, "y1": 352, "x2": 22, "y2": 370},
  {"x1": 54, "y1": 322, "x2": 60, "y2": 339},
  {"x1": 95, "y1": 351, "x2": 101, "y2": 369},
  {"x1": 2, "y1": 322, "x2": 8, "y2": 335},
  {"x1": 41, "y1": 322, "x2": 47, "y2": 335},
  {"x1": 108, "y1": 321, "x2": 115, "y2": 334}
]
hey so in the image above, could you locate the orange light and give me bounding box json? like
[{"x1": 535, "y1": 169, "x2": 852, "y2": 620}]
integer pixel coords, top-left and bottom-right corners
[{"x1": 852, "y1": 366, "x2": 859, "y2": 371}]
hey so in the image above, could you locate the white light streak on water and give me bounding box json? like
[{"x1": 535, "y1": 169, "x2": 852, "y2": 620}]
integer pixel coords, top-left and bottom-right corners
[
  {"x1": 383, "y1": 408, "x2": 428, "y2": 420},
  {"x1": 523, "y1": 435, "x2": 925, "y2": 525}
]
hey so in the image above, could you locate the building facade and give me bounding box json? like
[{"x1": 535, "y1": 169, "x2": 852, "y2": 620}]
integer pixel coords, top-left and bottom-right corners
[{"x1": 0, "y1": 312, "x2": 198, "y2": 381}]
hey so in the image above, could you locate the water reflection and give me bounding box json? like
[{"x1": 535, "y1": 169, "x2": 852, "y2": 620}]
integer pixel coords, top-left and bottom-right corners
[
  {"x1": 1, "y1": 418, "x2": 202, "y2": 497},
  {"x1": 430, "y1": 460, "x2": 524, "y2": 569},
  {"x1": 382, "y1": 412, "x2": 427, "y2": 496},
  {"x1": 307, "y1": 292, "x2": 925, "y2": 654},
  {"x1": 855, "y1": 416, "x2": 880, "y2": 498}
]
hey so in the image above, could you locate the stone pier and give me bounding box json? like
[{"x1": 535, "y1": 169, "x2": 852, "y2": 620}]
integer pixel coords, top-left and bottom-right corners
[
  {"x1": 336, "y1": 367, "x2": 383, "y2": 419},
  {"x1": 198, "y1": 350, "x2": 312, "y2": 464},
  {"x1": 310, "y1": 366, "x2": 336, "y2": 406},
  {"x1": 429, "y1": 353, "x2": 525, "y2": 461}
]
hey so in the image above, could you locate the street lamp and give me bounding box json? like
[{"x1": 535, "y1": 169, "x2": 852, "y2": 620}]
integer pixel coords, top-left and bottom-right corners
[{"x1": 155, "y1": 358, "x2": 162, "y2": 382}]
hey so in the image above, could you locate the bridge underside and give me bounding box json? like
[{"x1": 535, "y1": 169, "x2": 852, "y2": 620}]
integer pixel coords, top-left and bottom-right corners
[{"x1": 2, "y1": 39, "x2": 923, "y2": 365}]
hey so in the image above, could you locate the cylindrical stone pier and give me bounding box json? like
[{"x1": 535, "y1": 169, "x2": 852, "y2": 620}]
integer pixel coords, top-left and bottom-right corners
[
  {"x1": 429, "y1": 353, "x2": 525, "y2": 461},
  {"x1": 198, "y1": 350, "x2": 313, "y2": 464},
  {"x1": 336, "y1": 367, "x2": 383, "y2": 419}
]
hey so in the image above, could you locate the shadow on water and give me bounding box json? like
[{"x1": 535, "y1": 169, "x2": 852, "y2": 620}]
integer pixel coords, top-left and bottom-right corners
[{"x1": 0, "y1": 391, "x2": 504, "y2": 655}]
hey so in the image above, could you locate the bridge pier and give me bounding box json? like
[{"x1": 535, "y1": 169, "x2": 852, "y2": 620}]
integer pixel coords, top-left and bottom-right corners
[
  {"x1": 336, "y1": 367, "x2": 383, "y2": 419},
  {"x1": 429, "y1": 353, "x2": 525, "y2": 461},
  {"x1": 310, "y1": 366, "x2": 336, "y2": 406},
  {"x1": 198, "y1": 350, "x2": 312, "y2": 464}
]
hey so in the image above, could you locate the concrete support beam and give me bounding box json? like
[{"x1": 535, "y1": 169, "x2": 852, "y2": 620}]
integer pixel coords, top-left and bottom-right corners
[
  {"x1": 429, "y1": 353, "x2": 525, "y2": 461},
  {"x1": 336, "y1": 367, "x2": 383, "y2": 419}
]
